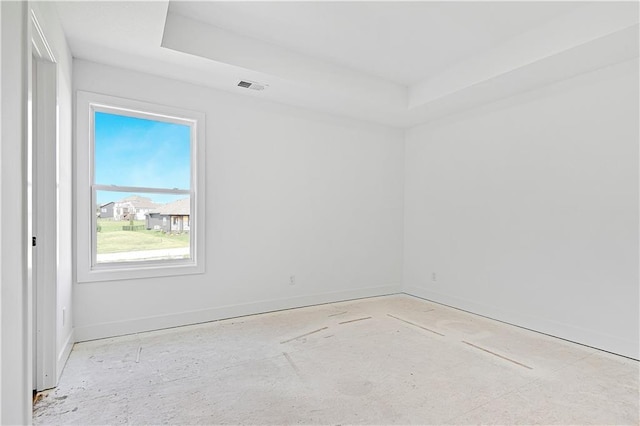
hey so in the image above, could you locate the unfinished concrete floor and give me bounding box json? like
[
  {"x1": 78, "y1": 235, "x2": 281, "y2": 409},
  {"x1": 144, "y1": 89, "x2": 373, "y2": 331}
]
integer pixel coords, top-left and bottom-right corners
[{"x1": 34, "y1": 295, "x2": 638, "y2": 425}]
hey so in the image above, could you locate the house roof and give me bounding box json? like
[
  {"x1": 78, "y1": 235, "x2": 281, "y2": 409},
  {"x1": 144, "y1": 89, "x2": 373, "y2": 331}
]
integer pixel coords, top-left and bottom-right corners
[
  {"x1": 100, "y1": 201, "x2": 114, "y2": 207},
  {"x1": 153, "y1": 198, "x2": 190, "y2": 216},
  {"x1": 116, "y1": 195, "x2": 158, "y2": 210}
]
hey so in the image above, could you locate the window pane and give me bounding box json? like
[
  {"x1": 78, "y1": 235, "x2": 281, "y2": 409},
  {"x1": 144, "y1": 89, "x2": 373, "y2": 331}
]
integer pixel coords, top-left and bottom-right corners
[
  {"x1": 94, "y1": 112, "x2": 191, "y2": 189},
  {"x1": 96, "y1": 190, "x2": 191, "y2": 264}
]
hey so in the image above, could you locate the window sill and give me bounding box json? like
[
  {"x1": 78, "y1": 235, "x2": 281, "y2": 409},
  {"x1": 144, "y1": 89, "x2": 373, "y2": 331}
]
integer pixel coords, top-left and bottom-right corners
[{"x1": 77, "y1": 260, "x2": 205, "y2": 283}]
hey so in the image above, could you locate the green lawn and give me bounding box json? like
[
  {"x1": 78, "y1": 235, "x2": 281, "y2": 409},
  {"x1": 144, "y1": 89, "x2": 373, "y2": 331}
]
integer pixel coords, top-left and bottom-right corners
[{"x1": 97, "y1": 219, "x2": 189, "y2": 254}]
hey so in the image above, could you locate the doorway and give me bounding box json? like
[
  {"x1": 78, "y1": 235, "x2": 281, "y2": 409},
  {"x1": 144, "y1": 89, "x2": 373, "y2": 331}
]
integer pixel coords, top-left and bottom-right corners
[{"x1": 30, "y1": 12, "x2": 58, "y2": 393}]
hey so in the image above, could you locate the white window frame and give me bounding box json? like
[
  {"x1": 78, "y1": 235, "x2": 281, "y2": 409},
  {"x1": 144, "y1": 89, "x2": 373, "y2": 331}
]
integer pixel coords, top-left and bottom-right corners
[{"x1": 76, "y1": 91, "x2": 206, "y2": 282}]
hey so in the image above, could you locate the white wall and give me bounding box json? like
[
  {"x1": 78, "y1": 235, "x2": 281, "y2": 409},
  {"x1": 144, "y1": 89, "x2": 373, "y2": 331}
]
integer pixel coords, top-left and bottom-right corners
[
  {"x1": 404, "y1": 58, "x2": 639, "y2": 359},
  {"x1": 1, "y1": 2, "x2": 29, "y2": 423},
  {"x1": 0, "y1": 1, "x2": 3, "y2": 417},
  {"x1": 73, "y1": 60, "x2": 404, "y2": 341},
  {"x1": 31, "y1": 1, "x2": 75, "y2": 382}
]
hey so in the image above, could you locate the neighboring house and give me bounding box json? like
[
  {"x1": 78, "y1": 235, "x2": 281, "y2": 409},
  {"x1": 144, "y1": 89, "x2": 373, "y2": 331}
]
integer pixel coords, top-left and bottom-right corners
[
  {"x1": 113, "y1": 195, "x2": 159, "y2": 221},
  {"x1": 146, "y1": 198, "x2": 190, "y2": 233},
  {"x1": 98, "y1": 201, "x2": 115, "y2": 219}
]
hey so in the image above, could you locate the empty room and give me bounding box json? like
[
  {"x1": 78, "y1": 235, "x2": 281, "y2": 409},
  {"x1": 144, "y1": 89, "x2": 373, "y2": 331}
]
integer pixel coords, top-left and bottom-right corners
[{"x1": 1, "y1": 1, "x2": 638, "y2": 425}]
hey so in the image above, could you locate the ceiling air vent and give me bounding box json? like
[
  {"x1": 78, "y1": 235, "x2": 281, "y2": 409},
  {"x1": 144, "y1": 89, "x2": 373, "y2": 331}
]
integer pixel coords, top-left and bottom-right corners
[{"x1": 237, "y1": 80, "x2": 267, "y2": 91}]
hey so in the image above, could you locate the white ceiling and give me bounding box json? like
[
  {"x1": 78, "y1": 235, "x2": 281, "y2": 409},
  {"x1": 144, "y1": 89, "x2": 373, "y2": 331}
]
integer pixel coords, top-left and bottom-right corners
[
  {"x1": 170, "y1": 1, "x2": 579, "y2": 86},
  {"x1": 55, "y1": 1, "x2": 639, "y2": 128}
]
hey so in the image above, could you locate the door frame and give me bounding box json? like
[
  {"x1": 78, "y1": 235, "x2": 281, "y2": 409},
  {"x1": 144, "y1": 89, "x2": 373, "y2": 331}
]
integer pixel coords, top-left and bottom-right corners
[{"x1": 29, "y1": 7, "x2": 58, "y2": 392}]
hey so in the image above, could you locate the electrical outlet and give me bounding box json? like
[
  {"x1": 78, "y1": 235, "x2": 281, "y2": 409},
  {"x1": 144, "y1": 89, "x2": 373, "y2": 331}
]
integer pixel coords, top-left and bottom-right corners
[
  {"x1": 432, "y1": 272, "x2": 437, "y2": 282},
  {"x1": 289, "y1": 275, "x2": 296, "y2": 286}
]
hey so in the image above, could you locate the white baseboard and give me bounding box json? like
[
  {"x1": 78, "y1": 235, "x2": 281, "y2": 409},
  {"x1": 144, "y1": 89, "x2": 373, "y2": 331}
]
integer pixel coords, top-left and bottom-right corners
[
  {"x1": 75, "y1": 284, "x2": 401, "y2": 342},
  {"x1": 403, "y1": 285, "x2": 638, "y2": 360},
  {"x1": 57, "y1": 329, "x2": 75, "y2": 383}
]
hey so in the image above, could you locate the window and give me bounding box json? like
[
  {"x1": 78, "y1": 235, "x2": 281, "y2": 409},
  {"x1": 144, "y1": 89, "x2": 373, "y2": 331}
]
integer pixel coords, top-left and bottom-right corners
[{"x1": 76, "y1": 92, "x2": 205, "y2": 282}]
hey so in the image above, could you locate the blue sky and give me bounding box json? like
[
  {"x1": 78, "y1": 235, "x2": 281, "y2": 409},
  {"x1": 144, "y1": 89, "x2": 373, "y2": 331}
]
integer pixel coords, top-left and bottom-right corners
[{"x1": 95, "y1": 112, "x2": 191, "y2": 205}]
